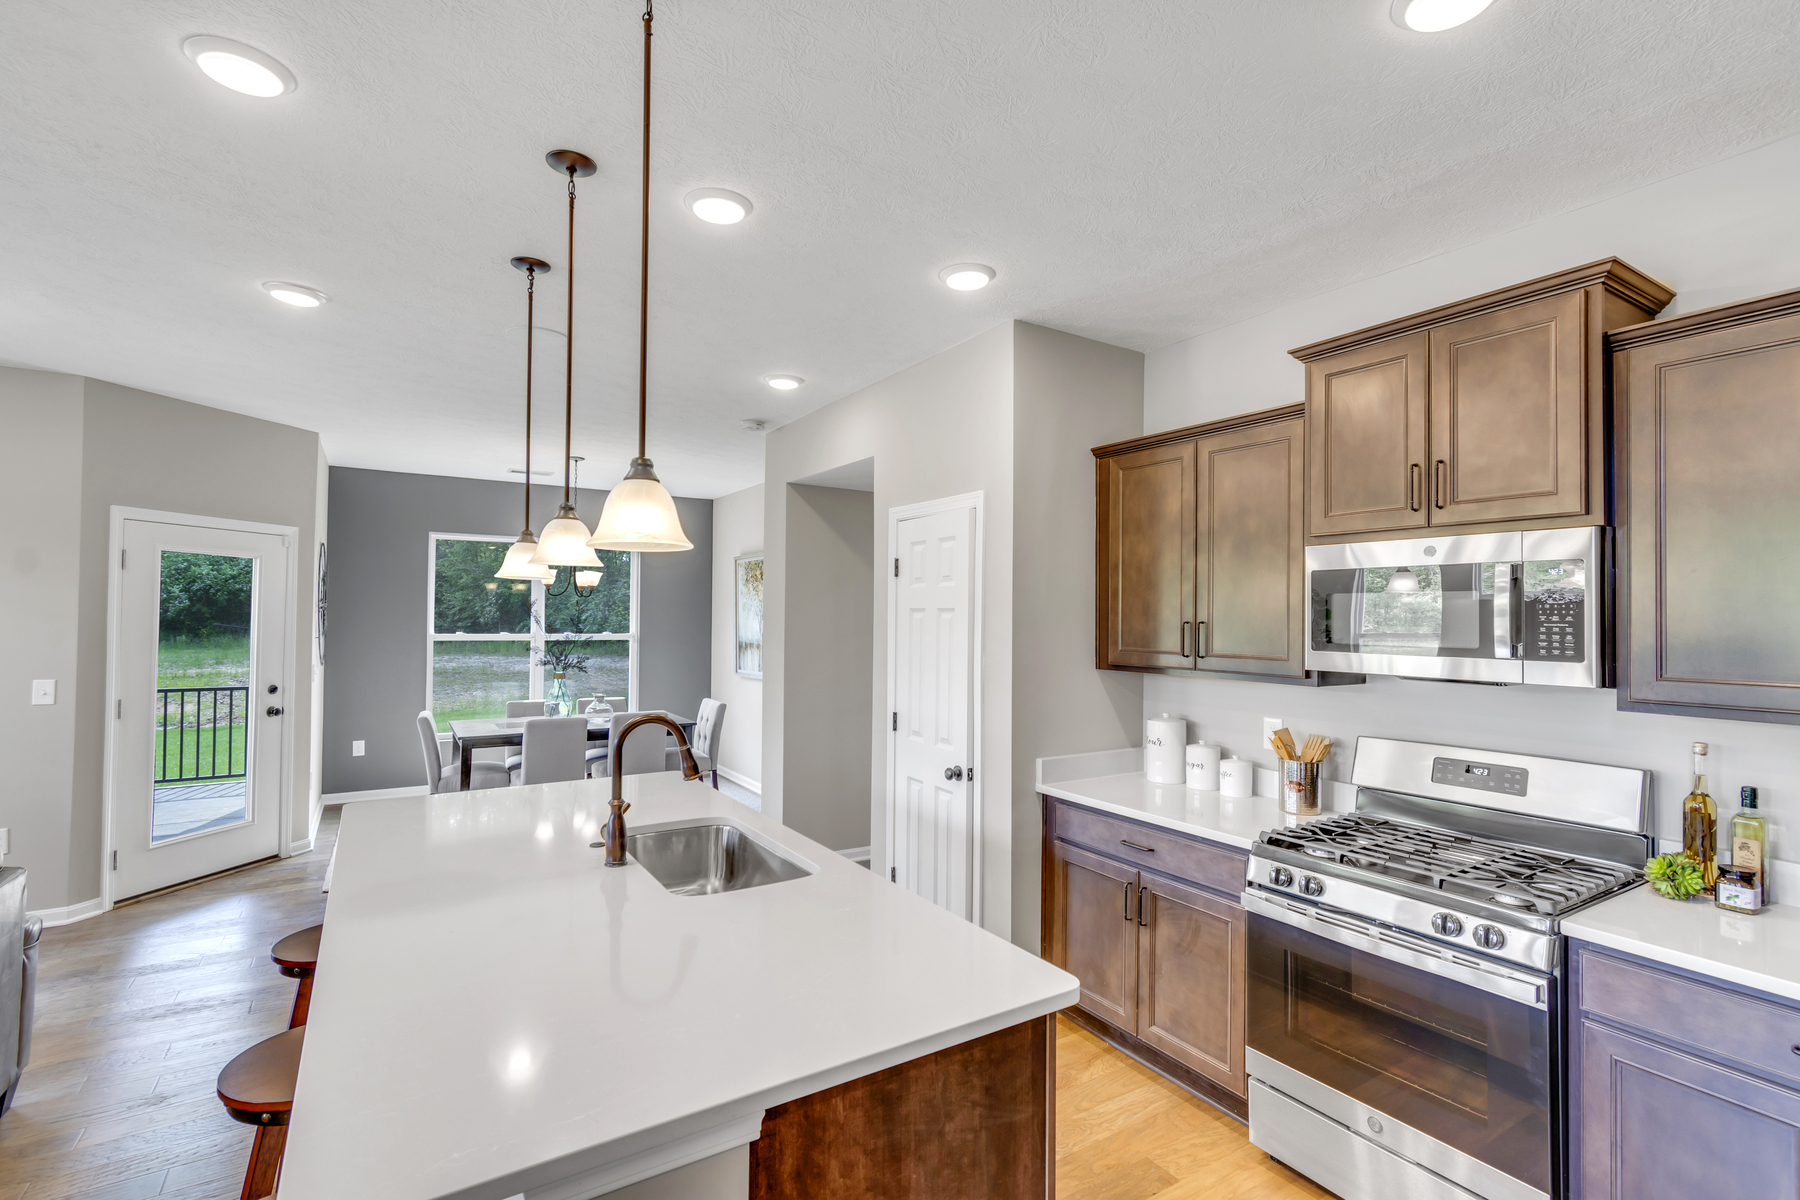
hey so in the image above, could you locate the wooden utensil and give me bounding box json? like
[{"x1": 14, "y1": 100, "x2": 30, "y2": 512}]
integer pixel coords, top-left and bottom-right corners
[
  {"x1": 1300, "y1": 734, "x2": 1331, "y2": 764},
  {"x1": 1271, "y1": 728, "x2": 1299, "y2": 761}
]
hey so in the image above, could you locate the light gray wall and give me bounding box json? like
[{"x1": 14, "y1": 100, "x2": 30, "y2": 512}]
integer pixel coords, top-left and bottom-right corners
[
  {"x1": 781, "y1": 485, "x2": 875, "y2": 851},
  {"x1": 1142, "y1": 132, "x2": 1800, "y2": 864},
  {"x1": 708, "y1": 484, "x2": 764, "y2": 790},
  {"x1": 321, "y1": 467, "x2": 712, "y2": 795},
  {"x1": 0, "y1": 368, "x2": 325, "y2": 915},
  {"x1": 1009, "y1": 324, "x2": 1144, "y2": 951}
]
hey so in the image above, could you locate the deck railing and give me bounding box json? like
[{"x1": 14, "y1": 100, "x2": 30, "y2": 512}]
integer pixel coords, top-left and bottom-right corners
[{"x1": 155, "y1": 686, "x2": 250, "y2": 784}]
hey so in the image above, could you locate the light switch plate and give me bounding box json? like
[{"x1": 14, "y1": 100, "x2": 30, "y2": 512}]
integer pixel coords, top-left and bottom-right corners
[
  {"x1": 352, "y1": 740, "x2": 366, "y2": 757},
  {"x1": 31, "y1": 679, "x2": 56, "y2": 705},
  {"x1": 0, "y1": 828, "x2": 10, "y2": 857}
]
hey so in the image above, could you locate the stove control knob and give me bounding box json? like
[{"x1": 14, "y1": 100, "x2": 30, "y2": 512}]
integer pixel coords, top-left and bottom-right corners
[
  {"x1": 1472, "y1": 924, "x2": 1507, "y2": 951},
  {"x1": 1431, "y1": 912, "x2": 1464, "y2": 938},
  {"x1": 1268, "y1": 867, "x2": 1294, "y2": 888},
  {"x1": 1300, "y1": 875, "x2": 1325, "y2": 898}
]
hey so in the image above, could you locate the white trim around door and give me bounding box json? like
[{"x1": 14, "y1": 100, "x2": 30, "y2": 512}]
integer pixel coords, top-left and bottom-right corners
[
  {"x1": 102, "y1": 506, "x2": 301, "y2": 913},
  {"x1": 884, "y1": 491, "x2": 984, "y2": 925}
]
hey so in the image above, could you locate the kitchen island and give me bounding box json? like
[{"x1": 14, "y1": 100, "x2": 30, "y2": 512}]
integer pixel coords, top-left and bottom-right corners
[{"x1": 278, "y1": 773, "x2": 1077, "y2": 1200}]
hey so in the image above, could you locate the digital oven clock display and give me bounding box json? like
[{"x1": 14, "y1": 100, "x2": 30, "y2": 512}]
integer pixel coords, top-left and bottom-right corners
[{"x1": 1431, "y1": 757, "x2": 1528, "y2": 796}]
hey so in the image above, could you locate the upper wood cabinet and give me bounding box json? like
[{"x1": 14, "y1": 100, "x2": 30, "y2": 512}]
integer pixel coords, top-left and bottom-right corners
[
  {"x1": 1096, "y1": 407, "x2": 1318, "y2": 682},
  {"x1": 1612, "y1": 288, "x2": 1800, "y2": 726},
  {"x1": 1293, "y1": 259, "x2": 1674, "y2": 542}
]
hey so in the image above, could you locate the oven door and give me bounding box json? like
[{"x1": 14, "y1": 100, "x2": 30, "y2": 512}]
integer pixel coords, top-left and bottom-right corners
[
  {"x1": 1306, "y1": 531, "x2": 1523, "y2": 683},
  {"x1": 1245, "y1": 891, "x2": 1558, "y2": 1199}
]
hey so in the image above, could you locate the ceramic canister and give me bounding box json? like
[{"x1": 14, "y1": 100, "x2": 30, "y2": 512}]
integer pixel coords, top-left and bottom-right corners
[
  {"x1": 1144, "y1": 713, "x2": 1187, "y2": 784},
  {"x1": 1185, "y1": 742, "x2": 1221, "y2": 791},
  {"x1": 1218, "y1": 756, "x2": 1254, "y2": 798}
]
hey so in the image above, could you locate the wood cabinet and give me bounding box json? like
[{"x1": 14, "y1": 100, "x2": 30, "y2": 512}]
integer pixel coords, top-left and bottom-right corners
[
  {"x1": 1043, "y1": 798, "x2": 1249, "y2": 1110},
  {"x1": 1292, "y1": 259, "x2": 1674, "y2": 543},
  {"x1": 1570, "y1": 943, "x2": 1800, "y2": 1200},
  {"x1": 1096, "y1": 407, "x2": 1329, "y2": 684},
  {"x1": 1612, "y1": 288, "x2": 1800, "y2": 725}
]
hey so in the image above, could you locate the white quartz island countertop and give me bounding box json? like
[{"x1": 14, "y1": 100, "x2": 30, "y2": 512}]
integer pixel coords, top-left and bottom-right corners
[
  {"x1": 1563, "y1": 885, "x2": 1800, "y2": 1004},
  {"x1": 277, "y1": 774, "x2": 1078, "y2": 1200}
]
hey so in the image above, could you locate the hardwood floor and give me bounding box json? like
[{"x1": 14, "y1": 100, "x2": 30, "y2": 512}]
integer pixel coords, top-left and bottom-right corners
[
  {"x1": 2, "y1": 810, "x2": 1325, "y2": 1200},
  {"x1": 0, "y1": 809, "x2": 336, "y2": 1200},
  {"x1": 1056, "y1": 1016, "x2": 1335, "y2": 1200}
]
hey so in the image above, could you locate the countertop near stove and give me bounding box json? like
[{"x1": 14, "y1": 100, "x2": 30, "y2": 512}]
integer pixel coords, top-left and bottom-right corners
[
  {"x1": 1563, "y1": 886, "x2": 1800, "y2": 1005},
  {"x1": 1036, "y1": 748, "x2": 1350, "y2": 851}
]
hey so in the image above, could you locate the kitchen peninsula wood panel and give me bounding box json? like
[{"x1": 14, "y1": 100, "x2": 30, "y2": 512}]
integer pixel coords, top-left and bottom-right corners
[
  {"x1": 1612, "y1": 287, "x2": 1800, "y2": 725},
  {"x1": 750, "y1": 1017, "x2": 1052, "y2": 1200},
  {"x1": 1292, "y1": 258, "x2": 1674, "y2": 543}
]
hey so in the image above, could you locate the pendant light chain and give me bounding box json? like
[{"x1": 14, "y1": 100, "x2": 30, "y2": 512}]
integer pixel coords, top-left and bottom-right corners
[{"x1": 638, "y1": 0, "x2": 653, "y2": 463}]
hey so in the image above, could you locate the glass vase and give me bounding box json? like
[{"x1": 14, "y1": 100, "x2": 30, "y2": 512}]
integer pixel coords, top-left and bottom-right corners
[{"x1": 545, "y1": 672, "x2": 571, "y2": 718}]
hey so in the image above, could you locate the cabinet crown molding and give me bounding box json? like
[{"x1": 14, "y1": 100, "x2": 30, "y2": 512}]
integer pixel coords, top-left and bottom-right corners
[
  {"x1": 1608, "y1": 285, "x2": 1800, "y2": 351},
  {"x1": 1288, "y1": 257, "x2": 1675, "y2": 363},
  {"x1": 1092, "y1": 403, "x2": 1303, "y2": 460}
]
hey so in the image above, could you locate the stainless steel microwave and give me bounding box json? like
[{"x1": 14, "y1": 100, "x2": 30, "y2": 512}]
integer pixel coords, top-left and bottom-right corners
[{"x1": 1304, "y1": 526, "x2": 1609, "y2": 687}]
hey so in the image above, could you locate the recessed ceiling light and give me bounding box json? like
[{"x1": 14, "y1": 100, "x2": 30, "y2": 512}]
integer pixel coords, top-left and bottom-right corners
[
  {"x1": 262, "y1": 282, "x2": 326, "y2": 307},
  {"x1": 939, "y1": 264, "x2": 995, "y2": 291},
  {"x1": 764, "y1": 375, "x2": 803, "y2": 390},
  {"x1": 686, "y1": 188, "x2": 753, "y2": 225},
  {"x1": 1390, "y1": 0, "x2": 1494, "y2": 32},
  {"x1": 182, "y1": 36, "x2": 296, "y2": 97}
]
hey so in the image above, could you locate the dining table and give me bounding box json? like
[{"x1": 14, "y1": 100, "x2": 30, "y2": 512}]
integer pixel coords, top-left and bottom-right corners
[{"x1": 446, "y1": 710, "x2": 695, "y2": 790}]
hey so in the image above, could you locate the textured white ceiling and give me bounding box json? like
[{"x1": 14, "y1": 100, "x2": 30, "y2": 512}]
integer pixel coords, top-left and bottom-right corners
[{"x1": 3, "y1": 1, "x2": 1798, "y2": 498}]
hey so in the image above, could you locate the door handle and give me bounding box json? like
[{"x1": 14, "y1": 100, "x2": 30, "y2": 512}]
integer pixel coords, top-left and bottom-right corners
[
  {"x1": 1194, "y1": 621, "x2": 1206, "y2": 660},
  {"x1": 1124, "y1": 881, "x2": 1134, "y2": 921},
  {"x1": 1137, "y1": 886, "x2": 1151, "y2": 927},
  {"x1": 1433, "y1": 460, "x2": 1447, "y2": 509},
  {"x1": 266, "y1": 706, "x2": 284, "y2": 717},
  {"x1": 943, "y1": 765, "x2": 964, "y2": 781},
  {"x1": 1409, "y1": 463, "x2": 1421, "y2": 512}
]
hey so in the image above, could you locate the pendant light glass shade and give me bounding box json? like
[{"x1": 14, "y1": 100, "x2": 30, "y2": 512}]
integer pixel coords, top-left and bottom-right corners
[
  {"x1": 530, "y1": 503, "x2": 604, "y2": 567},
  {"x1": 588, "y1": 458, "x2": 692, "y2": 551},
  {"x1": 497, "y1": 531, "x2": 553, "y2": 580}
]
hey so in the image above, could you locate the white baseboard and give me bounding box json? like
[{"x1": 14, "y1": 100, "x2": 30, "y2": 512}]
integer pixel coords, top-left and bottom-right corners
[
  {"x1": 837, "y1": 845, "x2": 872, "y2": 865},
  {"x1": 717, "y1": 767, "x2": 761, "y2": 795},
  {"x1": 286, "y1": 836, "x2": 314, "y2": 856},
  {"x1": 323, "y1": 785, "x2": 429, "y2": 805},
  {"x1": 30, "y1": 895, "x2": 108, "y2": 927}
]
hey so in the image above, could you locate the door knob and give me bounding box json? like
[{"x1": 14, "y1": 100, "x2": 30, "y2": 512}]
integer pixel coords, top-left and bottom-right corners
[
  {"x1": 944, "y1": 766, "x2": 964, "y2": 781},
  {"x1": 266, "y1": 706, "x2": 284, "y2": 717}
]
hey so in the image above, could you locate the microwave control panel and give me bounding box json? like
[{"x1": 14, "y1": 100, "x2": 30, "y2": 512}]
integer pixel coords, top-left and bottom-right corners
[
  {"x1": 1523, "y1": 586, "x2": 1585, "y2": 662},
  {"x1": 1432, "y1": 757, "x2": 1529, "y2": 797}
]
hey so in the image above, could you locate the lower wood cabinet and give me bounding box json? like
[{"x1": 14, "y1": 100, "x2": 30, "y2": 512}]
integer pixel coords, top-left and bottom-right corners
[
  {"x1": 1570, "y1": 942, "x2": 1800, "y2": 1199},
  {"x1": 1044, "y1": 799, "x2": 1248, "y2": 1106}
]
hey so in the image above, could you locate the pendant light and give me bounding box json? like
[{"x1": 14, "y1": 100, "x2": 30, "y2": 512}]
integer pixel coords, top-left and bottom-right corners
[
  {"x1": 531, "y1": 150, "x2": 607, "y2": 569},
  {"x1": 497, "y1": 257, "x2": 558, "y2": 584},
  {"x1": 588, "y1": 0, "x2": 693, "y2": 553},
  {"x1": 546, "y1": 458, "x2": 602, "y2": 599}
]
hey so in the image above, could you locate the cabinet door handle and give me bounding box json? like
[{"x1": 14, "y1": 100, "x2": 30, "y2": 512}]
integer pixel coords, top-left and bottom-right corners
[
  {"x1": 1409, "y1": 463, "x2": 1421, "y2": 512},
  {"x1": 1137, "y1": 886, "x2": 1151, "y2": 927},
  {"x1": 1180, "y1": 620, "x2": 1191, "y2": 659},
  {"x1": 1433, "y1": 460, "x2": 1447, "y2": 510},
  {"x1": 1120, "y1": 839, "x2": 1156, "y2": 853},
  {"x1": 1194, "y1": 620, "x2": 1206, "y2": 660},
  {"x1": 1124, "y1": 881, "x2": 1134, "y2": 921}
]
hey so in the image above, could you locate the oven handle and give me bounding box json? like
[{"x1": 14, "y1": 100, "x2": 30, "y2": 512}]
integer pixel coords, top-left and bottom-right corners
[
  {"x1": 1242, "y1": 889, "x2": 1549, "y2": 1009},
  {"x1": 1493, "y1": 562, "x2": 1521, "y2": 659}
]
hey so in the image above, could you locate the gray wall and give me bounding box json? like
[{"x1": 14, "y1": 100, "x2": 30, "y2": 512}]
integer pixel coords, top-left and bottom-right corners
[
  {"x1": 781, "y1": 485, "x2": 875, "y2": 851},
  {"x1": 0, "y1": 368, "x2": 326, "y2": 915},
  {"x1": 322, "y1": 467, "x2": 712, "y2": 795}
]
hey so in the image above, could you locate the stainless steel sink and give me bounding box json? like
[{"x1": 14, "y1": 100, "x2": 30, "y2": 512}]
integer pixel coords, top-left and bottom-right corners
[{"x1": 623, "y1": 823, "x2": 812, "y2": 896}]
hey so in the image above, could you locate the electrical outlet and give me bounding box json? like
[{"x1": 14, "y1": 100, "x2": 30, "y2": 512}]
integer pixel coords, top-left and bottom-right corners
[
  {"x1": 1262, "y1": 716, "x2": 1284, "y2": 747},
  {"x1": 0, "y1": 828, "x2": 10, "y2": 857},
  {"x1": 352, "y1": 740, "x2": 366, "y2": 757},
  {"x1": 31, "y1": 679, "x2": 55, "y2": 705}
]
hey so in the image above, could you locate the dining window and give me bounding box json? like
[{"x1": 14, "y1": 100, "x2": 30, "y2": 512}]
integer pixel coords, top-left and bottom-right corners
[{"x1": 427, "y1": 534, "x2": 637, "y2": 731}]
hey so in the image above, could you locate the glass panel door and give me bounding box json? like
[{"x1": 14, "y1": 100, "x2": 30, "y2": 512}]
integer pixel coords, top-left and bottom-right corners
[
  {"x1": 153, "y1": 551, "x2": 254, "y2": 842},
  {"x1": 1247, "y1": 913, "x2": 1555, "y2": 1195}
]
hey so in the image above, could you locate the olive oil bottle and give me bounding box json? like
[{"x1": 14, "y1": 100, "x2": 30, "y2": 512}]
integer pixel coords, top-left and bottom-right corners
[
  {"x1": 1682, "y1": 741, "x2": 1718, "y2": 894},
  {"x1": 1730, "y1": 785, "x2": 1771, "y2": 905}
]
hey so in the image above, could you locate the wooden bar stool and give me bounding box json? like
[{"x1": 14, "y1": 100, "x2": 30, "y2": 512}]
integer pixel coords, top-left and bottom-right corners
[
  {"x1": 271, "y1": 924, "x2": 321, "y2": 1028},
  {"x1": 217, "y1": 1026, "x2": 304, "y2": 1200}
]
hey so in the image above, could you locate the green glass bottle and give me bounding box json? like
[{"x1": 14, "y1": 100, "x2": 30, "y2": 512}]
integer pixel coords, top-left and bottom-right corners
[
  {"x1": 1730, "y1": 785, "x2": 1770, "y2": 905},
  {"x1": 1682, "y1": 741, "x2": 1718, "y2": 894}
]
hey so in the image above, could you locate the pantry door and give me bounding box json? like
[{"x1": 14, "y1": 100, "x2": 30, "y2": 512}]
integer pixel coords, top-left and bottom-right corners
[
  {"x1": 887, "y1": 499, "x2": 979, "y2": 921},
  {"x1": 108, "y1": 513, "x2": 294, "y2": 902}
]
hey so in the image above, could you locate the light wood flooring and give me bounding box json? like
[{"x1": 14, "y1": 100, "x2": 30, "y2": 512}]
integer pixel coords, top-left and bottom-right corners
[
  {"x1": 1, "y1": 808, "x2": 1325, "y2": 1200},
  {"x1": 0, "y1": 809, "x2": 336, "y2": 1200}
]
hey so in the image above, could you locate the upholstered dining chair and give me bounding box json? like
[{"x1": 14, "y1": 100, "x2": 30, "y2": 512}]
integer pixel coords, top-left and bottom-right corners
[
  {"x1": 417, "y1": 711, "x2": 511, "y2": 792},
  {"x1": 665, "y1": 698, "x2": 726, "y2": 787},
  {"x1": 518, "y1": 716, "x2": 590, "y2": 785},
  {"x1": 502, "y1": 700, "x2": 547, "y2": 775}
]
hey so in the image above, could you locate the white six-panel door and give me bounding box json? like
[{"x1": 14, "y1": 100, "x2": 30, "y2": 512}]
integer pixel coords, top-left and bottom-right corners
[{"x1": 889, "y1": 504, "x2": 976, "y2": 919}]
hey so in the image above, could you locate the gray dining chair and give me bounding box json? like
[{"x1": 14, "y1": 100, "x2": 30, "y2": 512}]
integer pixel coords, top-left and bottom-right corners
[
  {"x1": 518, "y1": 716, "x2": 590, "y2": 785},
  {"x1": 418, "y1": 711, "x2": 511, "y2": 793},
  {"x1": 665, "y1": 698, "x2": 725, "y2": 787},
  {"x1": 608, "y1": 712, "x2": 671, "y2": 777},
  {"x1": 502, "y1": 700, "x2": 547, "y2": 773}
]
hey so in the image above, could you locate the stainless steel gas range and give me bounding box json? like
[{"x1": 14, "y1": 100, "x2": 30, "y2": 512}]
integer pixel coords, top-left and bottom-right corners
[{"x1": 1241, "y1": 738, "x2": 1651, "y2": 1200}]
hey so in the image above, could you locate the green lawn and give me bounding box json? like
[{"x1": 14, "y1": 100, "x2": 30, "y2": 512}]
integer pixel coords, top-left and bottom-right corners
[
  {"x1": 155, "y1": 724, "x2": 248, "y2": 783},
  {"x1": 155, "y1": 635, "x2": 251, "y2": 783},
  {"x1": 158, "y1": 634, "x2": 251, "y2": 690},
  {"x1": 430, "y1": 640, "x2": 631, "y2": 730}
]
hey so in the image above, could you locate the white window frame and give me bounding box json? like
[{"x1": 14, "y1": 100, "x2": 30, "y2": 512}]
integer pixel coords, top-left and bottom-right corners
[{"x1": 425, "y1": 532, "x2": 639, "y2": 719}]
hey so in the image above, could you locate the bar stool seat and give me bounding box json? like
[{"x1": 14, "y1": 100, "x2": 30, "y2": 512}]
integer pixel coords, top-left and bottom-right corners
[
  {"x1": 218, "y1": 1026, "x2": 305, "y2": 1199},
  {"x1": 271, "y1": 924, "x2": 321, "y2": 1028}
]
